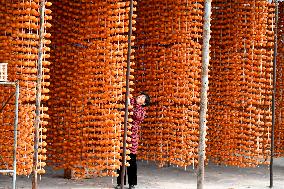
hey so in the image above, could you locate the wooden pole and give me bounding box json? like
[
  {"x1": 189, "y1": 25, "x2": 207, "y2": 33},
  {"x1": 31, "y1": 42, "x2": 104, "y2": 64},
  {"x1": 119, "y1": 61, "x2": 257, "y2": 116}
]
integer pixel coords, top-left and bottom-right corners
[
  {"x1": 197, "y1": 0, "x2": 212, "y2": 189},
  {"x1": 32, "y1": 1, "x2": 45, "y2": 189},
  {"x1": 270, "y1": 0, "x2": 278, "y2": 188},
  {"x1": 12, "y1": 81, "x2": 19, "y2": 189},
  {"x1": 120, "y1": 0, "x2": 134, "y2": 189}
]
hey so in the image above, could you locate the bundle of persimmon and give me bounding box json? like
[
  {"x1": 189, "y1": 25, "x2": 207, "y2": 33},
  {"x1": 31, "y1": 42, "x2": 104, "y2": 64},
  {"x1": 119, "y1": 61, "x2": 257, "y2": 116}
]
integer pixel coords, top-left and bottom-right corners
[
  {"x1": 207, "y1": 0, "x2": 274, "y2": 168},
  {"x1": 133, "y1": 0, "x2": 203, "y2": 169},
  {"x1": 0, "y1": 0, "x2": 51, "y2": 175},
  {"x1": 47, "y1": 0, "x2": 136, "y2": 179}
]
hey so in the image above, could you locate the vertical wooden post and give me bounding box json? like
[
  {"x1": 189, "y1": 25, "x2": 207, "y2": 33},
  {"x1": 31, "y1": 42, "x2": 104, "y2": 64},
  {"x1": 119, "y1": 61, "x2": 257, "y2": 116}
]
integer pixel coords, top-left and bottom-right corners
[
  {"x1": 120, "y1": 0, "x2": 134, "y2": 188},
  {"x1": 197, "y1": 0, "x2": 212, "y2": 189},
  {"x1": 64, "y1": 169, "x2": 74, "y2": 179},
  {"x1": 32, "y1": 1, "x2": 45, "y2": 189},
  {"x1": 12, "y1": 81, "x2": 19, "y2": 189},
  {"x1": 270, "y1": 0, "x2": 278, "y2": 188}
]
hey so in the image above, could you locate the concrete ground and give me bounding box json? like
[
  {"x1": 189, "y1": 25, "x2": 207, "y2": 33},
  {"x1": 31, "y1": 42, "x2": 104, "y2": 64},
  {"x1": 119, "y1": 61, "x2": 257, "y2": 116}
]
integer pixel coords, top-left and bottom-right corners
[{"x1": 0, "y1": 160, "x2": 284, "y2": 189}]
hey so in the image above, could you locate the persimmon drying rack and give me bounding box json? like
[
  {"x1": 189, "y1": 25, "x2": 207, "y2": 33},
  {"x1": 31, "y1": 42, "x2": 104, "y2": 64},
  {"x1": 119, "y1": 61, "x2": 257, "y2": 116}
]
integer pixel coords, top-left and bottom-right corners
[{"x1": 0, "y1": 1, "x2": 281, "y2": 189}]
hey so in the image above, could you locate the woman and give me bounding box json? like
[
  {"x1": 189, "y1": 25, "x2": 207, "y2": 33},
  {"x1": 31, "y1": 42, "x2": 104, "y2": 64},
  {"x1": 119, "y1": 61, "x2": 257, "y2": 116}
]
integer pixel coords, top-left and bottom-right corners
[{"x1": 116, "y1": 92, "x2": 150, "y2": 189}]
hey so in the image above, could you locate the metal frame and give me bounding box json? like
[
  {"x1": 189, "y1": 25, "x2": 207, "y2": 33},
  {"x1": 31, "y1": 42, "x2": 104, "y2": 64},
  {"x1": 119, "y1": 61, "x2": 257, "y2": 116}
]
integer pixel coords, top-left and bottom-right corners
[{"x1": 0, "y1": 81, "x2": 20, "y2": 189}]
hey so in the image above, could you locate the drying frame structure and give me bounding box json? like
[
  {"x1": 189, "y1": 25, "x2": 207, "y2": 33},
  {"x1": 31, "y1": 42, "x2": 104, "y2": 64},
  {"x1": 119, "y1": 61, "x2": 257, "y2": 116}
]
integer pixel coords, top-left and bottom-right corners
[
  {"x1": 0, "y1": 0, "x2": 283, "y2": 189},
  {"x1": 0, "y1": 81, "x2": 20, "y2": 189}
]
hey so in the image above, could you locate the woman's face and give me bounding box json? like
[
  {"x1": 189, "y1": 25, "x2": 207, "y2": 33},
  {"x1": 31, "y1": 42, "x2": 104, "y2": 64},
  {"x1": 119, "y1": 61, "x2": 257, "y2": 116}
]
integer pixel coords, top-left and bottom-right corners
[{"x1": 136, "y1": 95, "x2": 146, "y2": 105}]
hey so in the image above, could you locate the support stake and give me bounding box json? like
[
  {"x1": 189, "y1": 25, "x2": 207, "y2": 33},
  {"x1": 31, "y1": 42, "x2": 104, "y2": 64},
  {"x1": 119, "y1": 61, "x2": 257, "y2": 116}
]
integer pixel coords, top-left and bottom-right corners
[
  {"x1": 270, "y1": 0, "x2": 279, "y2": 188},
  {"x1": 121, "y1": 0, "x2": 134, "y2": 189},
  {"x1": 197, "y1": 0, "x2": 212, "y2": 189},
  {"x1": 12, "y1": 81, "x2": 19, "y2": 189},
  {"x1": 32, "y1": 1, "x2": 45, "y2": 189}
]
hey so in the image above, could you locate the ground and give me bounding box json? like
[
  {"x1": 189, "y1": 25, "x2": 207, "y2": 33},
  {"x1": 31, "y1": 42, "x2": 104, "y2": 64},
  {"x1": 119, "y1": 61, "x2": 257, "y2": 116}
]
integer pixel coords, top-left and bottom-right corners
[{"x1": 0, "y1": 159, "x2": 284, "y2": 189}]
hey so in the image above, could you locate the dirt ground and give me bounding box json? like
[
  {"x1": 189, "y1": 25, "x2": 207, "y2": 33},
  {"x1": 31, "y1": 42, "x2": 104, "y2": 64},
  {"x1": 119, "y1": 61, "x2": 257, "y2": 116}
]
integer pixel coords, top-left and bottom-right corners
[{"x1": 0, "y1": 159, "x2": 284, "y2": 189}]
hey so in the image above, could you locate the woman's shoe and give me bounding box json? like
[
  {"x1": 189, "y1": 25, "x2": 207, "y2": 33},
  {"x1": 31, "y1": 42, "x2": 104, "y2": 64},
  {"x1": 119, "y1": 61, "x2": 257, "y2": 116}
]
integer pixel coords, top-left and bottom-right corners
[
  {"x1": 114, "y1": 185, "x2": 120, "y2": 189},
  {"x1": 129, "y1": 185, "x2": 136, "y2": 189}
]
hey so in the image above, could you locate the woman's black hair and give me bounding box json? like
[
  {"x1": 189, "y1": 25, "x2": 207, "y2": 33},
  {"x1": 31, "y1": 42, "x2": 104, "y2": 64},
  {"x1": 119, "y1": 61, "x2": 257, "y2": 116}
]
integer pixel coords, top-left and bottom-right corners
[{"x1": 140, "y1": 91, "x2": 150, "y2": 107}]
